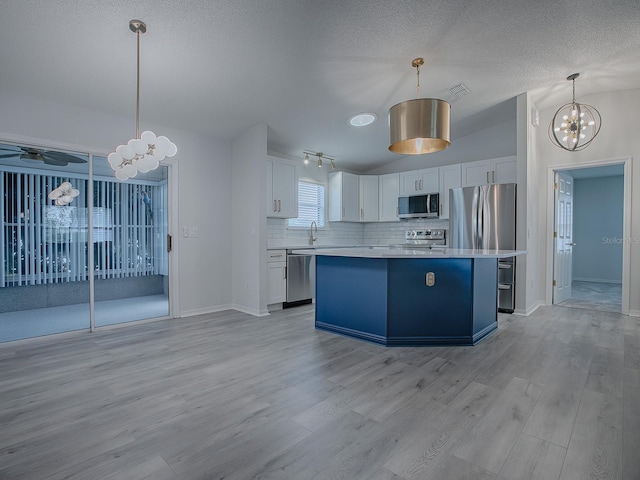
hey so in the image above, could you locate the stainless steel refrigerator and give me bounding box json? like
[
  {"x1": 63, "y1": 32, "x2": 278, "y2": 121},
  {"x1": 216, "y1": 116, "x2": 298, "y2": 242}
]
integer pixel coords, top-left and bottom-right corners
[{"x1": 449, "y1": 183, "x2": 517, "y2": 312}]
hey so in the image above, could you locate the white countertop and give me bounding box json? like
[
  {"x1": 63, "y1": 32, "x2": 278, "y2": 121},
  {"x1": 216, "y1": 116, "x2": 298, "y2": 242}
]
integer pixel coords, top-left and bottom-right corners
[
  {"x1": 267, "y1": 244, "x2": 360, "y2": 250},
  {"x1": 290, "y1": 246, "x2": 526, "y2": 259}
]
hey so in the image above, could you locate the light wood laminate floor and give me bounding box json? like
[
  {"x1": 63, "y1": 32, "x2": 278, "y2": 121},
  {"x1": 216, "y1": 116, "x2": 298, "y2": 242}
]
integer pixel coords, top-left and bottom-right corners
[{"x1": 1, "y1": 304, "x2": 638, "y2": 479}]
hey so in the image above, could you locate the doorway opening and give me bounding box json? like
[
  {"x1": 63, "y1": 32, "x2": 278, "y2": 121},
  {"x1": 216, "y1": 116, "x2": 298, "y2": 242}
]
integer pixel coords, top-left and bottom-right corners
[{"x1": 551, "y1": 163, "x2": 626, "y2": 314}]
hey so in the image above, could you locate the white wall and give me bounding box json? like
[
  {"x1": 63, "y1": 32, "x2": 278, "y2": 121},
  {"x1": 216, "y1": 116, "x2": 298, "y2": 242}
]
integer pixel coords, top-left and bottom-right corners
[
  {"x1": 366, "y1": 115, "x2": 517, "y2": 176},
  {"x1": 573, "y1": 176, "x2": 624, "y2": 283},
  {"x1": 535, "y1": 88, "x2": 640, "y2": 315},
  {"x1": 0, "y1": 89, "x2": 234, "y2": 317},
  {"x1": 231, "y1": 123, "x2": 268, "y2": 316}
]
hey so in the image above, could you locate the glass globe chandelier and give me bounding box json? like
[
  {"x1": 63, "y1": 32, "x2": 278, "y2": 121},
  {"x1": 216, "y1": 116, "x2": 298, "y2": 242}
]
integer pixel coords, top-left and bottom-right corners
[
  {"x1": 108, "y1": 20, "x2": 177, "y2": 181},
  {"x1": 549, "y1": 73, "x2": 601, "y2": 152}
]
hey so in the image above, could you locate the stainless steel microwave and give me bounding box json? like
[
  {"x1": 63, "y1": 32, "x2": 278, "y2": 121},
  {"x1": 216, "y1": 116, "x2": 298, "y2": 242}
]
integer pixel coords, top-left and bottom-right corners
[{"x1": 398, "y1": 193, "x2": 440, "y2": 219}]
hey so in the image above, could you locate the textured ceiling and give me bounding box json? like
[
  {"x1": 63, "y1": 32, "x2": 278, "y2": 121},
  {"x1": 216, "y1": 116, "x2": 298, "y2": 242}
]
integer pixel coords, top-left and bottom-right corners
[{"x1": 1, "y1": 0, "x2": 639, "y2": 171}]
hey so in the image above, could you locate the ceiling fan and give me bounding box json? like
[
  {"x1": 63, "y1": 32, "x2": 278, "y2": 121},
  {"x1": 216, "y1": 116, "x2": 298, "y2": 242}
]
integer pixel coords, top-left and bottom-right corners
[{"x1": 0, "y1": 145, "x2": 87, "y2": 166}]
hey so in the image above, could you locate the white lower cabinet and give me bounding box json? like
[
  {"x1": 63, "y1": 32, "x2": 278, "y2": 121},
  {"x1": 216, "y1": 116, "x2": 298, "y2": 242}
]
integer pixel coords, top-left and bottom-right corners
[{"x1": 267, "y1": 250, "x2": 286, "y2": 305}]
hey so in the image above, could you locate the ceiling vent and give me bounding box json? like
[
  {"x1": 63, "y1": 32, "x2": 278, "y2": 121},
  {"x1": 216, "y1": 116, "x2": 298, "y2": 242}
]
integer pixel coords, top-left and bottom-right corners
[{"x1": 448, "y1": 83, "x2": 471, "y2": 102}]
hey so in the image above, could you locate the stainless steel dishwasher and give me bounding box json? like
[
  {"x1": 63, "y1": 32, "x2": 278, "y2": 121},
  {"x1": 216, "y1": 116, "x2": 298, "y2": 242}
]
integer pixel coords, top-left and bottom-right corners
[{"x1": 284, "y1": 249, "x2": 315, "y2": 307}]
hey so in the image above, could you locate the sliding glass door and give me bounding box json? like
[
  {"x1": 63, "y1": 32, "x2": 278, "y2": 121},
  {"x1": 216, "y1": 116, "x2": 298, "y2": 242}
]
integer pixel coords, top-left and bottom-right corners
[
  {"x1": 93, "y1": 156, "x2": 169, "y2": 327},
  {"x1": 0, "y1": 143, "x2": 170, "y2": 342}
]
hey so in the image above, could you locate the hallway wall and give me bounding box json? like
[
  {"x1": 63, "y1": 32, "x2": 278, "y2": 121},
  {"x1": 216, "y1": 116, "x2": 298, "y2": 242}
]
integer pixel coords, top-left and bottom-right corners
[{"x1": 573, "y1": 175, "x2": 624, "y2": 283}]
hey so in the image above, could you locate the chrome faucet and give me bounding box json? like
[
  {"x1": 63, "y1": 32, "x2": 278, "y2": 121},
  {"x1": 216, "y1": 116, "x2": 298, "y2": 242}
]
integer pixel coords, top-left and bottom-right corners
[{"x1": 309, "y1": 221, "x2": 318, "y2": 245}]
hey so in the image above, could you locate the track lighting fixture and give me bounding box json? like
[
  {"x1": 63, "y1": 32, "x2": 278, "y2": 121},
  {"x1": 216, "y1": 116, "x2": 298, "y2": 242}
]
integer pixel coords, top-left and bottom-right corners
[{"x1": 303, "y1": 151, "x2": 335, "y2": 169}]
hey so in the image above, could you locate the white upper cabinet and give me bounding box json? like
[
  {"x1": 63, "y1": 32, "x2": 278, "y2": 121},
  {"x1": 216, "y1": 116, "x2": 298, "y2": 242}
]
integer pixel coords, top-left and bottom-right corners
[
  {"x1": 399, "y1": 167, "x2": 439, "y2": 196},
  {"x1": 438, "y1": 164, "x2": 461, "y2": 220},
  {"x1": 358, "y1": 176, "x2": 379, "y2": 222},
  {"x1": 378, "y1": 173, "x2": 400, "y2": 222},
  {"x1": 266, "y1": 156, "x2": 298, "y2": 218},
  {"x1": 328, "y1": 171, "x2": 359, "y2": 222},
  {"x1": 493, "y1": 156, "x2": 518, "y2": 184},
  {"x1": 461, "y1": 156, "x2": 517, "y2": 187}
]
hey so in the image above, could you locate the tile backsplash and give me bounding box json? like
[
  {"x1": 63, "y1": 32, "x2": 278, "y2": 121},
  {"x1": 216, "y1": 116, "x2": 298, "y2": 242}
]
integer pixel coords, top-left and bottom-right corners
[
  {"x1": 267, "y1": 217, "x2": 450, "y2": 248},
  {"x1": 364, "y1": 218, "x2": 450, "y2": 245}
]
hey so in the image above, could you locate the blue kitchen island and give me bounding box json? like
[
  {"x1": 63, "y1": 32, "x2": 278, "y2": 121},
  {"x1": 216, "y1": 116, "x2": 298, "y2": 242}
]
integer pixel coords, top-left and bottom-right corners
[{"x1": 293, "y1": 247, "x2": 525, "y2": 347}]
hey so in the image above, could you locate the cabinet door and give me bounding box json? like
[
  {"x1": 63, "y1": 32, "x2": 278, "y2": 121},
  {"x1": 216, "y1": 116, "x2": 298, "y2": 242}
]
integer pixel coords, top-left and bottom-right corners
[
  {"x1": 462, "y1": 160, "x2": 491, "y2": 187},
  {"x1": 420, "y1": 167, "x2": 440, "y2": 193},
  {"x1": 267, "y1": 262, "x2": 286, "y2": 304},
  {"x1": 378, "y1": 173, "x2": 400, "y2": 222},
  {"x1": 272, "y1": 161, "x2": 298, "y2": 218},
  {"x1": 492, "y1": 156, "x2": 517, "y2": 184},
  {"x1": 359, "y1": 176, "x2": 379, "y2": 222},
  {"x1": 328, "y1": 171, "x2": 359, "y2": 222},
  {"x1": 265, "y1": 159, "x2": 276, "y2": 215},
  {"x1": 342, "y1": 172, "x2": 360, "y2": 221},
  {"x1": 439, "y1": 164, "x2": 461, "y2": 220},
  {"x1": 399, "y1": 171, "x2": 422, "y2": 196}
]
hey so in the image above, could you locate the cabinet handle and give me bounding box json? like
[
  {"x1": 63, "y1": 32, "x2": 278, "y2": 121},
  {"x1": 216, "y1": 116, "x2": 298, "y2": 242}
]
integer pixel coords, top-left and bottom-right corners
[
  {"x1": 414, "y1": 180, "x2": 418, "y2": 191},
  {"x1": 486, "y1": 171, "x2": 490, "y2": 183},
  {"x1": 271, "y1": 253, "x2": 283, "y2": 258},
  {"x1": 439, "y1": 203, "x2": 442, "y2": 216},
  {"x1": 273, "y1": 199, "x2": 277, "y2": 212},
  {"x1": 492, "y1": 170, "x2": 496, "y2": 183},
  {"x1": 396, "y1": 206, "x2": 399, "y2": 217},
  {"x1": 361, "y1": 208, "x2": 364, "y2": 220},
  {"x1": 278, "y1": 199, "x2": 281, "y2": 212},
  {"x1": 420, "y1": 179, "x2": 423, "y2": 190}
]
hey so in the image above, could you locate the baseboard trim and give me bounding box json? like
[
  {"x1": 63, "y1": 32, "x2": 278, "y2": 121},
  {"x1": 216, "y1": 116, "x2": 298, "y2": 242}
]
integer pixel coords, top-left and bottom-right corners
[
  {"x1": 179, "y1": 304, "x2": 234, "y2": 318},
  {"x1": 629, "y1": 310, "x2": 640, "y2": 317},
  {"x1": 513, "y1": 301, "x2": 544, "y2": 316},
  {"x1": 229, "y1": 304, "x2": 270, "y2": 317},
  {"x1": 180, "y1": 304, "x2": 270, "y2": 318}
]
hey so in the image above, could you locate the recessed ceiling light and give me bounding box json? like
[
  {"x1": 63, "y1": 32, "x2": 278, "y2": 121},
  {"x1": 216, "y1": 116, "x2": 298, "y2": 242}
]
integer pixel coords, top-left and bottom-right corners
[{"x1": 349, "y1": 113, "x2": 377, "y2": 127}]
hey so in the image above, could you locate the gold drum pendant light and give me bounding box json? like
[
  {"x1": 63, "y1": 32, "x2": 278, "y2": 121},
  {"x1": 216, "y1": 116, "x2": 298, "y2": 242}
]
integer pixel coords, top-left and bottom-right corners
[{"x1": 389, "y1": 58, "x2": 451, "y2": 155}]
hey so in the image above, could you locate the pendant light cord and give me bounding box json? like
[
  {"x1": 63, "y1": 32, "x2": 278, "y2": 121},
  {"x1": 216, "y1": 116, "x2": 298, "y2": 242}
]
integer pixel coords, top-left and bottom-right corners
[
  {"x1": 416, "y1": 63, "x2": 421, "y2": 98},
  {"x1": 135, "y1": 27, "x2": 141, "y2": 139}
]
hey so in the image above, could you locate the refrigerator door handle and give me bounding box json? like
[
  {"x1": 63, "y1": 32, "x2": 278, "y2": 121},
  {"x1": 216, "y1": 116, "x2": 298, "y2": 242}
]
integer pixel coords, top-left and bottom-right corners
[
  {"x1": 476, "y1": 187, "x2": 485, "y2": 249},
  {"x1": 471, "y1": 189, "x2": 479, "y2": 249}
]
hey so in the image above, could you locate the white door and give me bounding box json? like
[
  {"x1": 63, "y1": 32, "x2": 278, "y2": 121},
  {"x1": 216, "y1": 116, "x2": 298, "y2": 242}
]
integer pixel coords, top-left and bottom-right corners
[{"x1": 553, "y1": 171, "x2": 574, "y2": 303}]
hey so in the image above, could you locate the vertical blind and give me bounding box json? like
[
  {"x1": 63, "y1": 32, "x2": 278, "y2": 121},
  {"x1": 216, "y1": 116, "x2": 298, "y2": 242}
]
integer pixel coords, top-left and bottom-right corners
[
  {"x1": 288, "y1": 181, "x2": 325, "y2": 228},
  {"x1": 1, "y1": 168, "x2": 167, "y2": 287}
]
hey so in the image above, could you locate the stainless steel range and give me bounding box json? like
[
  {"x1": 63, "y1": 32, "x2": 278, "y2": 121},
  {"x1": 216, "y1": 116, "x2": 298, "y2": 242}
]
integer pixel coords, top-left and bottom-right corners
[{"x1": 404, "y1": 229, "x2": 447, "y2": 248}]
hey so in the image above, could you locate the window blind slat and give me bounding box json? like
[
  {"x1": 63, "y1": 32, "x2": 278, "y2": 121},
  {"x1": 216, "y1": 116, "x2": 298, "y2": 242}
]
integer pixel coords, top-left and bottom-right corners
[{"x1": 288, "y1": 182, "x2": 325, "y2": 228}]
